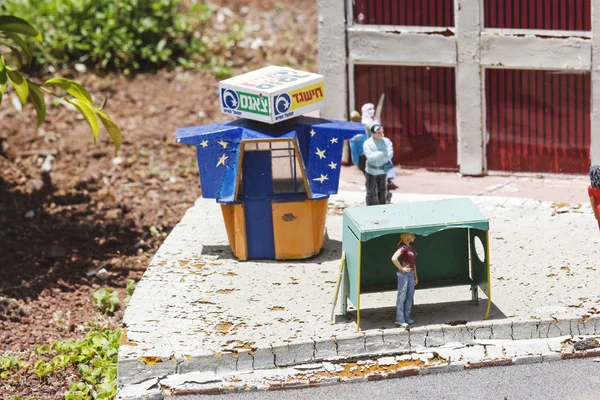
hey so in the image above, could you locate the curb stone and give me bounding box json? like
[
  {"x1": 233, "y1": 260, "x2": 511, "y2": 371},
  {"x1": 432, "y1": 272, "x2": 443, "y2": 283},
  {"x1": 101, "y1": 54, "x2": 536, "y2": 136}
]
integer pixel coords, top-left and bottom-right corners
[
  {"x1": 118, "y1": 315, "x2": 600, "y2": 387},
  {"x1": 117, "y1": 335, "x2": 600, "y2": 399}
]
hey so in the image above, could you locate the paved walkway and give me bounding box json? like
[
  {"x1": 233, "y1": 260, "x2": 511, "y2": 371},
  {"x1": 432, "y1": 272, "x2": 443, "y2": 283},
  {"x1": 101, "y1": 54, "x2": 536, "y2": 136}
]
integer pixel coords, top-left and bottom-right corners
[{"x1": 117, "y1": 166, "x2": 599, "y2": 396}]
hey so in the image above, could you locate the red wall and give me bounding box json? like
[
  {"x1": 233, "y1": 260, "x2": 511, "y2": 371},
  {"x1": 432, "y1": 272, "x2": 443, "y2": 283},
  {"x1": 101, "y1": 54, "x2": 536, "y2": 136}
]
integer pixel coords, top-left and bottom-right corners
[
  {"x1": 484, "y1": 0, "x2": 591, "y2": 30},
  {"x1": 485, "y1": 69, "x2": 591, "y2": 174},
  {"x1": 353, "y1": 0, "x2": 591, "y2": 30},
  {"x1": 353, "y1": 0, "x2": 454, "y2": 26},
  {"x1": 354, "y1": 65, "x2": 458, "y2": 170}
]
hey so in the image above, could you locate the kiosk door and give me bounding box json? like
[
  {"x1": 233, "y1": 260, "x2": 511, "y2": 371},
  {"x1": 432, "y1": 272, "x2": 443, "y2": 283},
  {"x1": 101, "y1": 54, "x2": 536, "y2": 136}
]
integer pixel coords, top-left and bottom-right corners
[{"x1": 242, "y1": 151, "x2": 275, "y2": 259}]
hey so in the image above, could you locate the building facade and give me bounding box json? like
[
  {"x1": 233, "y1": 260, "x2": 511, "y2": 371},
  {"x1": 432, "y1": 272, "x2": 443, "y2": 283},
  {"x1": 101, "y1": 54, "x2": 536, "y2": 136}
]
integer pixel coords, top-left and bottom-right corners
[{"x1": 318, "y1": 0, "x2": 600, "y2": 175}]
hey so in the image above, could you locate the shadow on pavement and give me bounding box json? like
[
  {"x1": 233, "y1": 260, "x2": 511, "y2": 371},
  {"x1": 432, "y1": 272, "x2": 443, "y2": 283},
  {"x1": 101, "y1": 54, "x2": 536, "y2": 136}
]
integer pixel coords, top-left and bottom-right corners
[
  {"x1": 200, "y1": 237, "x2": 343, "y2": 263},
  {"x1": 347, "y1": 300, "x2": 507, "y2": 331}
]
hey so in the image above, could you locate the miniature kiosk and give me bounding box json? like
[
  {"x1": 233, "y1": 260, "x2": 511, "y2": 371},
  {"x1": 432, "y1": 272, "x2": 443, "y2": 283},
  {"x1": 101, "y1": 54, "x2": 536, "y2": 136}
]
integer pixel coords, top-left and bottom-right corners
[
  {"x1": 176, "y1": 66, "x2": 364, "y2": 260},
  {"x1": 331, "y1": 198, "x2": 492, "y2": 331}
]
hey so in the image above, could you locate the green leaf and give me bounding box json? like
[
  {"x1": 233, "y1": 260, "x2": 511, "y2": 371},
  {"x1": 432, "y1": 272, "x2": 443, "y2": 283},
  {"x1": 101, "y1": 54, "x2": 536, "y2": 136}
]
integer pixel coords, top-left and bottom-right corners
[
  {"x1": 67, "y1": 98, "x2": 99, "y2": 143},
  {"x1": 44, "y1": 77, "x2": 93, "y2": 105},
  {"x1": 3, "y1": 44, "x2": 23, "y2": 69},
  {"x1": 95, "y1": 110, "x2": 122, "y2": 154},
  {"x1": 0, "y1": 57, "x2": 7, "y2": 106},
  {"x1": 27, "y1": 81, "x2": 46, "y2": 127},
  {"x1": 6, "y1": 68, "x2": 28, "y2": 105},
  {"x1": 0, "y1": 16, "x2": 42, "y2": 40},
  {"x1": 4, "y1": 32, "x2": 32, "y2": 64}
]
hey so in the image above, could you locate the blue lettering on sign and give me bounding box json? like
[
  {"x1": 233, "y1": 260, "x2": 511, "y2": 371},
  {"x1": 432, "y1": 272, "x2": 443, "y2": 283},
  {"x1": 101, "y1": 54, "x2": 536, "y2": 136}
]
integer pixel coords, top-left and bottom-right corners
[
  {"x1": 273, "y1": 70, "x2": 310, "y2": 79},
  {"x1": 254, "y1": 70, "x2": 312, "y2": 90}
]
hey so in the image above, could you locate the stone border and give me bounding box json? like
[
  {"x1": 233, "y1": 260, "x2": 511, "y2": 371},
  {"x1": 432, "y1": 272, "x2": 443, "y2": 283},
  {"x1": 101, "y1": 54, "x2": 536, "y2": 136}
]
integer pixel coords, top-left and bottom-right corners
[
  {"x1": 117, "y1": 333, "x2": 600, "y2": 399},
  {"x1": 118, "y1": 314, "x2": 600, "y2": 386}
]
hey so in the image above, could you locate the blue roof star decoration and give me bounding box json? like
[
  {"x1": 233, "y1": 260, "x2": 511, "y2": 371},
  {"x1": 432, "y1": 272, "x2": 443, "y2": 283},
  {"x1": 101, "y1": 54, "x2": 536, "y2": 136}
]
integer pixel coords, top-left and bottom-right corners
[{"x1": 176, "y1": 116, "x2": 365, "y2": 203}]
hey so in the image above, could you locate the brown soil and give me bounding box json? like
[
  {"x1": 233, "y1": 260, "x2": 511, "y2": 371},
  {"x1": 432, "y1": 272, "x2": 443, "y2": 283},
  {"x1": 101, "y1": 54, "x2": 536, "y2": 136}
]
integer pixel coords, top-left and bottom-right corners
[{"x1": 0, "y1": 1, "x2": 317, "y2": 398}]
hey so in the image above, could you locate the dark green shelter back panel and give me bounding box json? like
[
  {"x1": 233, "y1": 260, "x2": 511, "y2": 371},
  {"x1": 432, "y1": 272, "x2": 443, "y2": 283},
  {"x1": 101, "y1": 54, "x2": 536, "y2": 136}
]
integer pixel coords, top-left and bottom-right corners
[{"x1": 360, "y1": 229, "x2": 470, "y2": 293}]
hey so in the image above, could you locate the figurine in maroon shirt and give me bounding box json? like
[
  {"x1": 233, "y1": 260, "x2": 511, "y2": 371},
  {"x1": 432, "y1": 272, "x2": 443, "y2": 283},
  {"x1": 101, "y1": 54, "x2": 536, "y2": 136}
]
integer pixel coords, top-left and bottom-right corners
[
  {"x1": 589, "y1": 165, "x2": 600, "y2": 230},
  {"x1": 391, "y1": 233, "x2": 419, "y2": 328}
]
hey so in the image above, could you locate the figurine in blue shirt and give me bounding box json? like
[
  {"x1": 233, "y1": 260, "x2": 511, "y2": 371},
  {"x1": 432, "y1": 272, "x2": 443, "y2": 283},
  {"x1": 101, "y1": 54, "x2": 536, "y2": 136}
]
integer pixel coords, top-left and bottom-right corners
[{"x1": 363, "y1": 123, "x2": 394, "y2": 206}]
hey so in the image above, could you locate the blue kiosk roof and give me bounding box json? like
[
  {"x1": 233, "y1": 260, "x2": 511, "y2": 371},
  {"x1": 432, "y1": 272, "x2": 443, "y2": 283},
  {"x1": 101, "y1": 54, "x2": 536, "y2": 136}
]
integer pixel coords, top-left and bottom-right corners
[{"x1": 176, "y1": 116, "x2": 365, "y2": 202}]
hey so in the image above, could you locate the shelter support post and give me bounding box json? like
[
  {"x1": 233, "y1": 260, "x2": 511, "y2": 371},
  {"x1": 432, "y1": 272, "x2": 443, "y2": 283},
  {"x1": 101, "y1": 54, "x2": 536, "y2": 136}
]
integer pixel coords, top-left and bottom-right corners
[
  {"x1": 471, "y1": 283, "x2": 479, "y2": 305},
  {"x1": 356, "y1": 240, "x2": 362, "y2": 332},
  {"x1": 330, "y1": 251, "x2": 346, "y2": 324}
]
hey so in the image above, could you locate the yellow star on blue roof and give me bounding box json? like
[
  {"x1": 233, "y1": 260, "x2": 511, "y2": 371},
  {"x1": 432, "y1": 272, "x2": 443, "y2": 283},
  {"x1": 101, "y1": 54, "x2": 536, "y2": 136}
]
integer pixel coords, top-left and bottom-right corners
[
  {"x1": 310, "y1": 129, "x2": 316, "y2": 137},
  {"x1": 315, "y1": 148, "x2": 326, "y2": 159},
  {"x1": 328, "y1": 161, "x2": 337, "y2": 169},
  {"x1": 313, "y1": 174, "x2": 328, "y2": 183},
  {"x1": 218, "y1": 140, "x2": 228, "y2": 148},
  {"x1": 330, "y1": 137, "x2": 338, "y2": 144},
  {"x1": 216, "y1": 154, "x2": 228, "y2": 167},
  {"x1": 200, "y1": 140, "x2": 208, "y2": 148}
]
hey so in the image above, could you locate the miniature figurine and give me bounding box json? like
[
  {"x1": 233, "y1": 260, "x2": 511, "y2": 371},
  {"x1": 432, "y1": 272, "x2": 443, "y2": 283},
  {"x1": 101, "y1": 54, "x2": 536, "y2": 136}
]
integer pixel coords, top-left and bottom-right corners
[
  {"x1": 361, "y1": 102, "x2": 376, "y2": 129},
  {"x1": 360, "y1": 100, "x2": 398, "y2": 194},
  {"x1": 589, "y1": 165, "x2": 600, "y2": 231},
  {"x1": 363, "y1": 123, "x2": 393, "y2": 206},
  {"x1": 391, "y1": 233, "x2": 419, "y2": 328},
  {"x1": 349, "y1": 110, "x2": 368, "y2": 175}
]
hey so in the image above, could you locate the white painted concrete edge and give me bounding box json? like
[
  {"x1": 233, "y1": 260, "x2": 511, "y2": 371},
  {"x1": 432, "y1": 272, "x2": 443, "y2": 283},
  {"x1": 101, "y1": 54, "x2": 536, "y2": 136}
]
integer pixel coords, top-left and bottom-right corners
[
  {"x1": 117, "y1": 330, "x2": 600, "y2": 399},
  {"x1": 117, "y1": 314, "x2": 600, "y2": 388}
]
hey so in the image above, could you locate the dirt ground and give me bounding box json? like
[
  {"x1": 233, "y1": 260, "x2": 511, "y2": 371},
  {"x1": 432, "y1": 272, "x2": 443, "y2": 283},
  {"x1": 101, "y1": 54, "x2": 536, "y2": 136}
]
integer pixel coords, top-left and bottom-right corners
[{"x1": 0, "y1": 1, "x2": 317, "y2": 398}]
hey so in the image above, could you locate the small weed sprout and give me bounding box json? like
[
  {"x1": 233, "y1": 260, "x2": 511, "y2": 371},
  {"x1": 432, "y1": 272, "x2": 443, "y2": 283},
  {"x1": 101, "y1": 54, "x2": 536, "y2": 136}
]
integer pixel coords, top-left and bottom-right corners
[{"x1": 91, "y1": 288, "x2": 120, "y2": 314}]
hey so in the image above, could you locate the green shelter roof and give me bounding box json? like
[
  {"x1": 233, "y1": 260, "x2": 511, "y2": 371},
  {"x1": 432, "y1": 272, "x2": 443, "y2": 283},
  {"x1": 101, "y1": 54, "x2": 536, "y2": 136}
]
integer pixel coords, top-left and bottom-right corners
[{"x1": 343, "y1": 198, "x2": 489, "y2": 241}]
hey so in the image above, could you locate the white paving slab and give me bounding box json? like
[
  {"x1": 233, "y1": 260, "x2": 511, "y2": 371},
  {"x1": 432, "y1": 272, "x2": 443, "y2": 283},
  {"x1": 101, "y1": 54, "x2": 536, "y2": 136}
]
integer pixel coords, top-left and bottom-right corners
[{"x1": 118, "y1": 191, "x2": 599, "y2": 388}]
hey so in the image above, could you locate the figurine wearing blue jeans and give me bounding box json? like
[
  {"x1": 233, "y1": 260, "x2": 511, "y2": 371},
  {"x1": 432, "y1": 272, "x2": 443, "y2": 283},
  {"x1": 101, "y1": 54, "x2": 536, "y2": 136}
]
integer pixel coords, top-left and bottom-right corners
[{"x1": 391, "y1": 233, "x2": 419, "y2": 328}]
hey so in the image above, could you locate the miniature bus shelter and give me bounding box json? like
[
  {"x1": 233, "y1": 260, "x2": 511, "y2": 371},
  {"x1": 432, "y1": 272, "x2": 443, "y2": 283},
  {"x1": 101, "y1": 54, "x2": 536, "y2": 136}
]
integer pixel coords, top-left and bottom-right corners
[{"x1": 332, "y1": 198, "x2": 491, "y2": 331}]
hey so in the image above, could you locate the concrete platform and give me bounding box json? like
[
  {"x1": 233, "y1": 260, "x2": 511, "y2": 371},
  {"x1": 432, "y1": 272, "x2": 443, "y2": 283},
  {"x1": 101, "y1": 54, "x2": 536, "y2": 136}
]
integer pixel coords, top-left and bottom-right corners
[{"x1": 117, "y1": 166, "x2": 600, "y2": 393}]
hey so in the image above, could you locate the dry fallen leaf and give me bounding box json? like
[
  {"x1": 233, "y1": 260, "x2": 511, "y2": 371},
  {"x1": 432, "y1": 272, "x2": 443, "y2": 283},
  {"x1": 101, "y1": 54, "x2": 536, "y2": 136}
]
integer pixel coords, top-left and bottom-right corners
[
  {"x1": 140, "y1": 356, "x2": 162, "y2": 366},
  {"x1": 269, "y1": 306, "x2": 285, "y2": 311},
  {"x1": 215, "y1": 322, "x2": 233, "y2": 332},
  {"x1": 192, "y1": 299, "x2": 215, "y2": 305}
]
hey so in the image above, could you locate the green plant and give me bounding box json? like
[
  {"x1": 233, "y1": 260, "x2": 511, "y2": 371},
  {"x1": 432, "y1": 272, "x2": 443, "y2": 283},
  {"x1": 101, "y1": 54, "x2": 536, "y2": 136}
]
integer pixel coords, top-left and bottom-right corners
[
  {"x1": 91, "y1": 288, "x2": 120, "y2": 314},
  {"x1": 3, "y1": 0, "x2": 214, "y2": 72},
  {"x1": 0, "y1": 15, "x2": 122, "y2": 152},
  {"x1": 124, "y1": 279, "x2": 136, "y2": 303},
  {"x1": 31, "y1": 329, "x2": 120, "y2": 400},
  {"x1": 0, "y1": 356, "x2": 23, "y2": 379}
]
